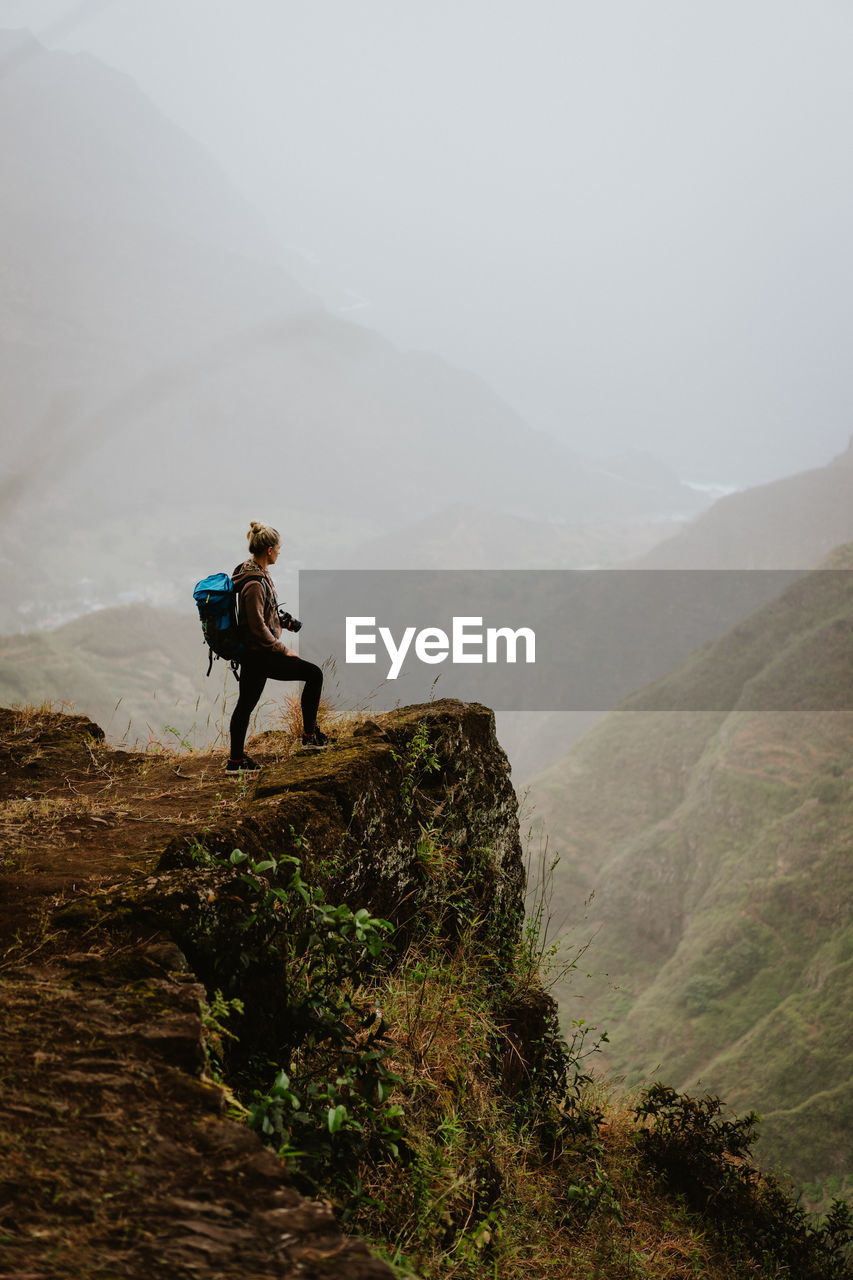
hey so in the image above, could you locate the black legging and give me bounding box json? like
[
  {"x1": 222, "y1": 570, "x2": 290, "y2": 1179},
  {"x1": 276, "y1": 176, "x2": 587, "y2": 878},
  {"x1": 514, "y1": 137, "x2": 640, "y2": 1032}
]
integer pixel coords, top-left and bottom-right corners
[{"x1": 229, "y1": 650, "x2": 323, "y2": 758}]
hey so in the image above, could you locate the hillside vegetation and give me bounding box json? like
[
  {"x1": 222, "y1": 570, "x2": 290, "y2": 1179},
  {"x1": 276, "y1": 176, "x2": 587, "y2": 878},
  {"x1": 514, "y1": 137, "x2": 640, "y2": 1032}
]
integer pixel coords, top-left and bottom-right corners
[{"x1": 529, "y1": 547, "x2": 853, "y2": 1208}]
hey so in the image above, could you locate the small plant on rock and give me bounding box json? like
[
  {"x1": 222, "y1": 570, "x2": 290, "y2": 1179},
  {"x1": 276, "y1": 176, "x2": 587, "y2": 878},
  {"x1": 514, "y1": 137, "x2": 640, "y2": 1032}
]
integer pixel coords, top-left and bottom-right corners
[
  {"x1": 389, "y1": 720, "x2": 441, "y2": 815},
  {"x1": 195, "y1": 846, "x2": 405, "y2": 1211}
]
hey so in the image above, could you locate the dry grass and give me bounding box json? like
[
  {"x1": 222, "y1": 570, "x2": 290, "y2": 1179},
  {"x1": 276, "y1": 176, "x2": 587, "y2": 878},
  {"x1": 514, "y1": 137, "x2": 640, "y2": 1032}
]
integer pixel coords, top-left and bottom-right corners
[
  {"x1": 345, "y1": 943, "x2": 760, "y2": 1280},
  {"x1": 0, "y1": 794, "x2": 128, "y2": 830},
  {"x1": 255, "y1": 671, "x2": 374, "y2": 756},
  {"x1": 0, "y1": 795, "x2": 132, "y2": 873},
  {"x1": 0, "y1": 793, "x2": 129, "y2": 875},
  {"x1": 9, "y1": 699, "x2": 78, "y2": 731},
  {"x1": 578, "y1": 1103, "x2": 755, "y2": 1280},
  {"x1": 356, "y1": 947, "x2": 511, "y2": 1274},
  {"x1": 361, "y1": 1084, "x2": 752, "y2": 1279},
  {"x1": 275, "y1": 689, "x2": 345, "y2": 742}
]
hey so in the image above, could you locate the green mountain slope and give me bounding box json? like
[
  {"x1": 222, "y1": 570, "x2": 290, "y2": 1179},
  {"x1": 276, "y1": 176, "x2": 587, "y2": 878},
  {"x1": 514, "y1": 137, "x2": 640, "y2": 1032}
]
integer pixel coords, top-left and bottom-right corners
[{"x1": 529, "y1": 549, "x2": 853, "y2": 1202}]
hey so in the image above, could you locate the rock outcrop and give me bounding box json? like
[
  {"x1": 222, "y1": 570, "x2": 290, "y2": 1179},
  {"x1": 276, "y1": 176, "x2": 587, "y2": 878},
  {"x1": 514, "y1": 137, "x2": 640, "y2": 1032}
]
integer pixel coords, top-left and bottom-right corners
[{"x1": 0, "y1": 699, "x2": 526, "y2": 1278}]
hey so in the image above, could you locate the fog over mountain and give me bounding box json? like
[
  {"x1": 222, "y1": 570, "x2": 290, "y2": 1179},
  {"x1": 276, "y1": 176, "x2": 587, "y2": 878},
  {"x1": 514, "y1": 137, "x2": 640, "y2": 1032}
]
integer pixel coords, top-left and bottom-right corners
[
  {"x1": 5, "y1": 1, "x2": 852, "y2": 485},
  {"x1": 0, "y1": 26, "x2": 710, "y2": 634}
]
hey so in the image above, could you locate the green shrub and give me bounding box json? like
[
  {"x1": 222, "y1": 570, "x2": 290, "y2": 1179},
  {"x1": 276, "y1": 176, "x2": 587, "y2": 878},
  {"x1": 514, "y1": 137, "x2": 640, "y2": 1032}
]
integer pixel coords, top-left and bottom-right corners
[
  {"x1": 192, "y1": 846, "x2": 404, "y2": 1210},
  {"x1": 634, "y1": 1084, "x2": 853, "y2": 1278}
]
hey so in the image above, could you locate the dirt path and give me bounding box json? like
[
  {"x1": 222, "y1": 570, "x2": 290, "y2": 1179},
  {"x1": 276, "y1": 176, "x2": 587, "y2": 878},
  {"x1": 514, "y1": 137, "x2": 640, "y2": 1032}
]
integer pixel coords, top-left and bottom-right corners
[{"x1": 0, "y1": 706, "x2": 268, "y2": 950}]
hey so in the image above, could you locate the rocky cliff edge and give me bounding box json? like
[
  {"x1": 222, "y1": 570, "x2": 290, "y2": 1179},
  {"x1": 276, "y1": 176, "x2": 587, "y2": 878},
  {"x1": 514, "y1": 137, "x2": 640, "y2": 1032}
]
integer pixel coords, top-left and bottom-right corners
[{"x1": 0, "y1": 700, "x2": 528, "y2": 1279}]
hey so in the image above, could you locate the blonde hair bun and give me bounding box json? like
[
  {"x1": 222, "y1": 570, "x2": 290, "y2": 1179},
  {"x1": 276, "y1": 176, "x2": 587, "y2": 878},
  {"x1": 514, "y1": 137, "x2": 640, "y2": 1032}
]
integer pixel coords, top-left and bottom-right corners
[{"x1": 247, "y1": 521, "x2": 280, "y2": 554}]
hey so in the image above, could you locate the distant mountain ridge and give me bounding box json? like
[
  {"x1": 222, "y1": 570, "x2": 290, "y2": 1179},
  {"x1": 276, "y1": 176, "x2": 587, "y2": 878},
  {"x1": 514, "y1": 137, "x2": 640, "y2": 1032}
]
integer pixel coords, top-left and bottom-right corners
[
  {"x1": 629, "y1": 439, "x2": 853, "y2": 569},
  {"x1": 0, "y1": 27, "x2": 280, "y2": 261},
  {"x1": 0, "y1": 605, "x2": 222, "y2": 750},
  {"x1": 529, "y1": 546, "x2": 853, "y2": 1204}
]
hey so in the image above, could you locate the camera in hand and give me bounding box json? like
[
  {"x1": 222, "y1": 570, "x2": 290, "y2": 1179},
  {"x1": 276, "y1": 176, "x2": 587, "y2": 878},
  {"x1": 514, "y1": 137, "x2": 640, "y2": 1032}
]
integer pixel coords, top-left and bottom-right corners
[{"x1": 277, "y1": 607, "x2": 302, "y2": 633}]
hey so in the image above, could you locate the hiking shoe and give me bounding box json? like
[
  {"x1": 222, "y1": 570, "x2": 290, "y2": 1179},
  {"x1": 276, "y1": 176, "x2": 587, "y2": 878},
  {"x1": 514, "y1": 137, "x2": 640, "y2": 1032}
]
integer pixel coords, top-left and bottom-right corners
[
  {"x1": 225, "y1": 754, "x2": 261, "y2": 774},
  {"x1": 301, "y1": 728, "x2": 333, "y2": 750}
]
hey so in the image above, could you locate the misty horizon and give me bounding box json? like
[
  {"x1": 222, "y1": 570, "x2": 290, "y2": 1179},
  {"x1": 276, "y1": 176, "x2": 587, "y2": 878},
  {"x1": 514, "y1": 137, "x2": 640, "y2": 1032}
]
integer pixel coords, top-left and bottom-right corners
[
  {"x1": 2, "y1": 1, "x2": 852, "y2": 487},
  {"x1": 2, "y1": 5, "x2": 853, "y2": 681}
]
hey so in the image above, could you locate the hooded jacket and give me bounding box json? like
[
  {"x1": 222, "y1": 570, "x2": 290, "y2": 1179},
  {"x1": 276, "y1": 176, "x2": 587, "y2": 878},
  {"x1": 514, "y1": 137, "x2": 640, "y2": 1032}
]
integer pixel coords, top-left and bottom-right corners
[{"x1": 232, "y1": 560, "x2": 288, "y2": 656}]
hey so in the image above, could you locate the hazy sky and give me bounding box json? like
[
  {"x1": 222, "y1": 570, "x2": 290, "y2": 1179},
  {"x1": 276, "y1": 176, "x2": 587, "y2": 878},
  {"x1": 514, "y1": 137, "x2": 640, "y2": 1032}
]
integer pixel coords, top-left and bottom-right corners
[{"x1": 4, "y1": 0, "x2": 853, "y2": 483}]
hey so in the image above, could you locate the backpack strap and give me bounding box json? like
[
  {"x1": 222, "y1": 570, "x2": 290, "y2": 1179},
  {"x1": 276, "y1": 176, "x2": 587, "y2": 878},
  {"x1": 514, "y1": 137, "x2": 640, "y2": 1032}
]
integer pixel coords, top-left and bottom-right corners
[{"x1": 231, "y1": 573, "x2": 272, "y2": 676}]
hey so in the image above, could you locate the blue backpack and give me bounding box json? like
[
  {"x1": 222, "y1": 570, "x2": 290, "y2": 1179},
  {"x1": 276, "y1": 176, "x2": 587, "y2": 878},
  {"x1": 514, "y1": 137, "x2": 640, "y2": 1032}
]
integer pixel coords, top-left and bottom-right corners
[
  {"x1": 194, "y1": 570, "x2": 273, "y2": 676},
  {"x1": 193, "y1": 573, "x2": 244, "y2": 676}
]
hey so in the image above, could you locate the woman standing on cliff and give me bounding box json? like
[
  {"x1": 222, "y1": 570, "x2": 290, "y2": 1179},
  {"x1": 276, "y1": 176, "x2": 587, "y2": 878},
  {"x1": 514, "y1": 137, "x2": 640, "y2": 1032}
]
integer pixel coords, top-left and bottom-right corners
[{"x1": 226, "y1": 521, "x2": 329, "y2": 774}]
